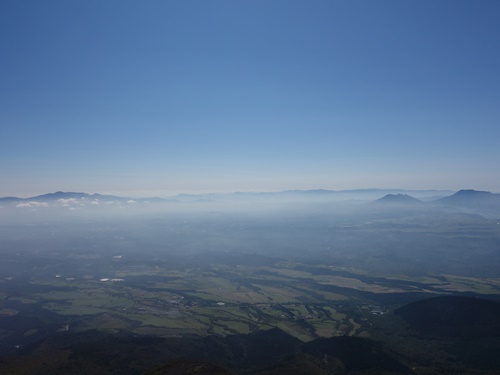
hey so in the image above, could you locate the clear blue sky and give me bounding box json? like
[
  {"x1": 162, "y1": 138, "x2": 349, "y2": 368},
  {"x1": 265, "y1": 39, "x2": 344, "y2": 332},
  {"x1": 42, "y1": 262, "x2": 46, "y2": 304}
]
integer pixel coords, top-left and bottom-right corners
[{"x1": 1, "y1": 0, "x2": 499, "y2": 197}]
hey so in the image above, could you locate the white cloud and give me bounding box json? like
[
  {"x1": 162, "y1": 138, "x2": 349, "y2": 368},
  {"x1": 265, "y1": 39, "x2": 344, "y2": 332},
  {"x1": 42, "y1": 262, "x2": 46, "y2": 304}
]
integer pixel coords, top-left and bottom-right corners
[
  {"x1": 16, "y1": 201, "x2": 49, "y2": 208},
  {"x1": 57, "y1": 198, "x2": 78, "y2": 206}
]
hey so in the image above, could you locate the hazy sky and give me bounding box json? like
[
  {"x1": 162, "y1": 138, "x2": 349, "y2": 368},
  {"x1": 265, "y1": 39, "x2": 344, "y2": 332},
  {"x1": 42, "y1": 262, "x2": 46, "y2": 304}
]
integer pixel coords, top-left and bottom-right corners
[{"x1": 1, "y1": 0, "x2": 499, "y2": 197}]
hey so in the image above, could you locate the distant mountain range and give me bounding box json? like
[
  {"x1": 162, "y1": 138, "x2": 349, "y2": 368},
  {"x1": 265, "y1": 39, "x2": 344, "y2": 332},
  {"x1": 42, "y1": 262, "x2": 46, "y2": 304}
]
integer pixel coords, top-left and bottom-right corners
[
  {"x1": 0, "y1": 188, "x2": 457, "y2": 204},
  {"x1": 30, "y1": 191, "x2": 124, "y2": 201},
  {"x1": 2, "y1": 189, "x2": 500, "y2": 216},
  {"x1": 175, "y1": 188, "x2": 455, "y2": 202}
]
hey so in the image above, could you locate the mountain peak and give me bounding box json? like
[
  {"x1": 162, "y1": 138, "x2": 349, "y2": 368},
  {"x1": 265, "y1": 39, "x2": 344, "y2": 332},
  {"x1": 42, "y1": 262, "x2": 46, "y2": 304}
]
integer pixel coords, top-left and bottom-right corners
[
  {"x1": 373, "y1": 194, "x2": 422, "y2": 205},
  {"x1": 436, "y1": 189, "x2": 499, "y2": 207}
]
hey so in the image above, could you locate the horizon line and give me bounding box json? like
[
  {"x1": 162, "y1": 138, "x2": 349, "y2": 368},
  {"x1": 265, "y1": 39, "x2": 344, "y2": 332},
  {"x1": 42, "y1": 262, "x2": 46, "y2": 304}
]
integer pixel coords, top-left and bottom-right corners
[{"x1": 0, "y1": 187, "x2": 484, "y2": 200}]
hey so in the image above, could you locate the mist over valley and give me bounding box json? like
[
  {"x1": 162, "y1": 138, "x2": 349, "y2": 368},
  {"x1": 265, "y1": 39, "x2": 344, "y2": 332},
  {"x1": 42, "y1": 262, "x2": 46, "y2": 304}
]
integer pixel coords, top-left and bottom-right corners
[{"x1": 1, "y1": 189, "x2": 500, "y2": 374}]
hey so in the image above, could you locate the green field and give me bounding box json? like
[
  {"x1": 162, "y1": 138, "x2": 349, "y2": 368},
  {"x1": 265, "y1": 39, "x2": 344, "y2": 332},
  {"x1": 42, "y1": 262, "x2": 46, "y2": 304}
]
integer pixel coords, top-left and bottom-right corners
[{"x1": 6, "y1": 259, "x2": 500, "y2": 342}]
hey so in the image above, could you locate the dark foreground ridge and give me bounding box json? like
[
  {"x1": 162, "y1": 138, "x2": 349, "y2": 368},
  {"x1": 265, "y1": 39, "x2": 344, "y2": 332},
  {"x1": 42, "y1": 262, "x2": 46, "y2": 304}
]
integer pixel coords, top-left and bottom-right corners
[
  {"x1": 144, "y1": 359, "x2": 236, "y2": 375},
  {"x1": 0, "y1": 328, "x2": 412, "y2": 375}
]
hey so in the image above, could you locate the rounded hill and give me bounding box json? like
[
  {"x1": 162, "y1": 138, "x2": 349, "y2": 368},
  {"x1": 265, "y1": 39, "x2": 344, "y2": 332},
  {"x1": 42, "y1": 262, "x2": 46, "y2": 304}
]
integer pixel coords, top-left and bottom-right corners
[{"x1": 395, "y1": 295, "x2": 500, "y2": 338}]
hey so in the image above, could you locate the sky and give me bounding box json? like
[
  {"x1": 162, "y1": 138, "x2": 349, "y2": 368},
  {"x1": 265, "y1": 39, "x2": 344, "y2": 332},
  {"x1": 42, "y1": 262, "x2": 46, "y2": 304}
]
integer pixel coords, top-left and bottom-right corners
[{"x1": 1, "y1": 0, "x2": 500, "y2": 197}]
